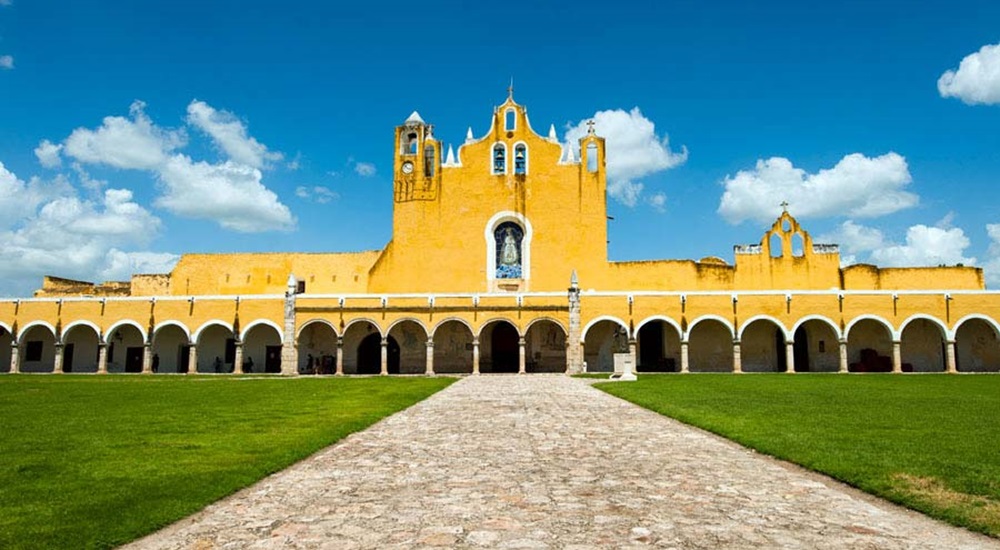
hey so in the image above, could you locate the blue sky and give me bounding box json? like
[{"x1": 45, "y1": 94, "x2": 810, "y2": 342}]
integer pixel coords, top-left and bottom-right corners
[{"x1": 1, "y1": 1, "x2": 999, "y2": 296}]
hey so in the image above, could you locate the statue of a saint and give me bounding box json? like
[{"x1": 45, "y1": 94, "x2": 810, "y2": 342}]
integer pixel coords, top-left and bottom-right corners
[{"x1": 501, "y1": 228, "x2": 519, "y2": 266}]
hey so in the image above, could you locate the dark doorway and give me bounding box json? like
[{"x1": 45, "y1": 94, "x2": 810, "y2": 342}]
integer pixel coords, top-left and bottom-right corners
[
  {"x1": 64, "y1": 343, "x2": 75, "y2": 373},
  {"x1": 357, "y1": 334, "x2": 400, "y2": 374},
  {"x1": 793, "y1": 326, "x2": 809, "y2": 372},
  {"x1": 179, "y1": 345, "x2": 191, "y2": 373},
  {"x1": 265, "y1": 345, "x2": 282, "y2": 373},
  {"x1": 775, "y1": 330, "x2": 787, "y2": 371},
  {"x1": 125, "y1": 347, "x2": 144, "y2": 373},
  {"x1": 638, "y1": 323, "x2": 666, "y2": 372},
  {"x1": 491, "y1": 323, "x2": 519, "y2": 372}
]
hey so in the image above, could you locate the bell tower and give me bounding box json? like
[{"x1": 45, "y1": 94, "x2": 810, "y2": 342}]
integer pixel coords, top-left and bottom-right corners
[{"x1": 393, "y1": 111, "x2": 440, "y2": 203}]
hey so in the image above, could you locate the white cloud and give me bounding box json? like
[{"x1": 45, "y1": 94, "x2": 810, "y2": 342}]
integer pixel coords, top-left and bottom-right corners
[
  {"x1": 938, "y1": 42, "x2": 1000, "y2": 105},
  {"x1": 0, "y1": 163, "x2": 72, "y2": 225},
  {"x1": 718, "y1": 153, "x2": 917, "y2": 225},
  {"x1": 822, "y1": 220, "x2": 976, "y2": 268},
  {"x1": 100, "y1": 250, "x2": 180, "y2": 282},
  {"x1": 156, "y1": 156, "x2": 295, "y2": 232},
  {"x1": 0, "y1": 55, "x2": 13, "y2": 70},
  {"x1": 186, "y1": 100, "x2": 282, "y2": 169},
  {"x1": 984, "y1": 224, "x2": 1000, "y2": 287},
  {"x1": 295, "y1": 185, "x2": 339, "y2": 204},
  {"x1": 34, "y1": 140, "x2": 63, "y2": 168},
  {"x1": 64, "y1": 100, "x2": 187, "y2": 170},
  {"x1": 354, "y1": 162, "x2": 376, "y2": 177},
  {"x1": 565, "y1": 107, "x2": 686, "y2": 207},
  {"x1": 647, "y1": 192, "x2": 667, "y2": 213}
]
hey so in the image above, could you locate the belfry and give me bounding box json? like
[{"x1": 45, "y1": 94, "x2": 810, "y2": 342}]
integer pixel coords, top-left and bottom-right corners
[{"x1": 2, "y1": 94, "x2": 999, "y2": 376}]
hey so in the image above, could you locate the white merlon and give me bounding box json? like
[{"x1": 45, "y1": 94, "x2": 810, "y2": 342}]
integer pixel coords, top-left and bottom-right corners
[
  {"x1": 406, "y1": 111, "x2": 424, "y2": 124},
  {"x1": 466, "y1": 127, "x2": 475, "y2": 143},
  {"x1": 445, "y1": 145, "x2": 456, "y2": 166},
  {"x1": 548, "y1": 124, "x2": 558, "y2": 143}
]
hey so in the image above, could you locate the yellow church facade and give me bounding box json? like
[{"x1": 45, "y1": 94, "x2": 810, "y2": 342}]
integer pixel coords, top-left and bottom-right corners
[{"x1": 2, "y1": 95, "x2": 999, "y2": 377}]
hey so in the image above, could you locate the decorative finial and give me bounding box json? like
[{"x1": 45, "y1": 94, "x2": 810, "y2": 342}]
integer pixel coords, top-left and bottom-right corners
[
  {"x1": 466, "y1": 126, "x2": 474, "y2": 143},
  {"x1": 780, "y1": 200, "x2": 789, "y2": 212},
  {"x1": 445, "y1": 145, "x2": 455, "y2": 165},
  {"x1": 586, "y1": 119, "x2": 596, "y2": 135},
  {"x1": 508, "y1": 77, "x2": 514, "y2": 99},
  {"x1": 570, "y1": 270, "x2": 579, "y2": 288},
  {"x1": 548, "y1": 124, "x2": 558, "y2": 142}
]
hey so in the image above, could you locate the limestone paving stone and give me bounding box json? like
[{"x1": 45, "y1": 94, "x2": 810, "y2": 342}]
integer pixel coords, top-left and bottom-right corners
[{"x1": 126, "y1": 375, "x2": 999, "y2": 549}]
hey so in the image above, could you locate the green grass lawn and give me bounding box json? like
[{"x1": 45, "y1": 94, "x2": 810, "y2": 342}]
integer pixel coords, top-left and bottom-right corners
[
  {"x1": 0, "y1": 375, "x2": 455, "y2": 549},
  {"x1": 594, "y1": 374, "x2": 1000, "y2": 538}
]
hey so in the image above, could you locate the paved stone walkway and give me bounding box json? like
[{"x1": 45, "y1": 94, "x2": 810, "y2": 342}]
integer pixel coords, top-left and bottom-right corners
[{"x1": 128, "y1": 375, "x2": 998, "y2": 549}]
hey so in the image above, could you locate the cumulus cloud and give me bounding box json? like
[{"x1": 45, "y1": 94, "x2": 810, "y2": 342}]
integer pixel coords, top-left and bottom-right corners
[
  {"x1": 99, "y1": 250, "x2": 180, "y2": 282},
  {"x1": 295, "y1": 185, "x2": 339, "y2": 204},
  {"x1": 186, "y1": 100, "x2": 282, "y2": 169},
  {"x1": 718, "y1": 153, "x2": 917, "y2": 225},
  {"x1": 984, "y1": 224, "x2": 1000, "y2": 287},
  {"x1": 0, "y1": 55, "x2": 12, "y2": 70},
  {"x1": 0, "y1": 163, "x2": 72, "y2": 225},
  {"x1": 565, "y1": 107, "x2": 686, "y2": 207},
  {"x1": 938, "y1": 42, "x2": 1000, "y2": 105},
  {"x1": 647, "y1": 192, "x2": 667, "y2": 213},
  {"x1": 64, "y1": 100, "x2": 187, "y2": 170},
  {"x1": 821, "y1": 219, "x2": 976, "y2": 268},
  {"x1": 354, "y1": 162, "x2": 376, "y2": 177},
  {"x1": 34, "y1": 140, "x2": 63, "y2": 168}
]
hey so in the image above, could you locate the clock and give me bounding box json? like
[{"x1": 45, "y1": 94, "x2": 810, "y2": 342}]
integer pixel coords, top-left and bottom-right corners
[{"x1": 401, "y1": 161, "x2": 414, "y2": 174}]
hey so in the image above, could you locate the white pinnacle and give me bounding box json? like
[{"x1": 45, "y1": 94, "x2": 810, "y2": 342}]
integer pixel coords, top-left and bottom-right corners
[
  {"x1": 548, "y1": 124, "x2": 558, "y2": 142},
  {"x1": 445, "y1": 145, "x2": 455, "y2": 165},
  {"x1": 466, "y1": 127, "x2": 475, "y2": 143}
]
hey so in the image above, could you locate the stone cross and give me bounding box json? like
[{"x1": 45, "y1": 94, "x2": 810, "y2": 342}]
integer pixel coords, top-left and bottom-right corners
[{"x1": 586, "y1": 120, "x2": 596, "y2": 135}]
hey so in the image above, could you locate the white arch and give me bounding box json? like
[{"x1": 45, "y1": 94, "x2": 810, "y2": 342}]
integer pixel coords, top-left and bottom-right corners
[
  {"x1": 17, "y1": 320, "x2": 57, "y2": 344},
  {"x1": 386, "y1": 317, "x2": 430, "y2": 338},
  {"x1": 0, "y1": 321, "x2": 11, "y2": 335},
  {"x1": 952, "y1": 314, "x2": 1000, "y2": 340},
  {"x1": 737, "y1": 315, "x2": 791, "y2": 341},
  {"x1": 105, "y1": 319, "x2": 148, "y2": 344},
  {"x1": 152, "y1": 321, "x2": 191, "y2": 343},
  {"x1": 342, "y1": 318, "x2": 384, "y2": 338},
  {"x1": 484, "y1": 210, "x2": 534, "y2": 285},
  {"x1": 580, "y1": 315, "x2": 629, "y2": 343},
  {"x1": 845, "y1": 314, "x2": 895, "y2": 340},
  {"x1": 512, "y1": 140, "x2": 529, "y2": 175},
  {"x1": 296, "y1": 318, "x2": 339, "y2": 339},
  {"x1": 524, "y1": 317, "x2": 567, "y2": 336},
  {"x1": 491, "y1": 141, "x2": 508, "y2": 175},
  {"x1": 61, "y1": 319, "x2": 103, "y2": 342},
  {"x1": 240, "y1": 319, "x2": 283, "y2": 342},
  {"x1": 192, "y1": 320, "x2": 234, "y2": 344},
  {"x1": 431, "y1": 317, "x2": 475, "y2": 340},
  {"x1": 899, "y1": 314, "x2": 950, "y2": 340},
  {"x1": 476, "y1": 317, "x2": 521, "y2": 339},
  {"x1": 686, "y1": 315, "x2": 735, "y2": 341},
  {"x1": 790, "y1": 314, "x2": 842, "y2": 341},
  {"x1": 634, "y1": 315, "x2": 683, "y2": 339}
]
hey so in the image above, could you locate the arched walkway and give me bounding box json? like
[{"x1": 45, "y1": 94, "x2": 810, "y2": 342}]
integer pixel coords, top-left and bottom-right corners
[
  {"x1": 19, "y1": 324, "x2": 57, "y2": 373},
  {"x1": 0, "y1": 326, "x2": 11, "y2": 373},
  {"x1": 62, "y1": 323, "x2": 100, "y2": 373},
  {"x1": 342, "y1": 320, "x2": 383, "y2": 375},
  {"x1": 152, "y1": 324, "x2": 190, "y2": 373},
  {"x1": 243, "y1": 324, "x2": 282, "y2": 373},
  {"x1": 847, "y1": 318, "x2": 893, "y2": 372},
  {"x1": 358, "y1": 333, "x2": 399, "y2": 374},
  {"x1": 524, "y1": 320, "x2": 566, "y2": 373},
  {"x1": 106, "y1": 323, "x2": 145, "y2": 373},
  {"x1": 954, "y1": 318, "x2": 1000, "y2": 372},
  {"x1": 583, "y1": 319, "x2": 628, "y2": 373},
  {"x1": 740, "y1": 319, "x2": 786, "y2": 372},
  {"x1": 196, "y1": 324, "x2": 234, "y2": 374},
  {"x1": 688, "y1": 319, "x2": 733, "y2": 373},
  {"x1": 792, "y1": 319, "x2": 840, "y2": 372},
  {"x1": 480, "y1": 320, "x2": 520, "y2": 373},
  {"x1": 387, "y1": 320, "x2": 428, "y2": 374},
  {"x1": 900, "y1": 319, "x2": 946, "y2": 372},
  {"x1": 432, "y1": 320, "x2": 474, "y2": 374},
  {"x1": 636, "y1": 320, "x2": 681, "y2": 372},
  {"x1": 298, "y1": 321, "x2": 338, "y2": 374}
]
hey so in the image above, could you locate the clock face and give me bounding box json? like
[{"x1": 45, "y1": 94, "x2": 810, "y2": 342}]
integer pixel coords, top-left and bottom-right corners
[{"x1": 401, "y1": 161, "x2": 414, "y2": 174}]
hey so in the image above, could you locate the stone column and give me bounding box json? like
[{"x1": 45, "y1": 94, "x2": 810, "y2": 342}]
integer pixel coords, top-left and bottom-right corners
[
  {"x1": 281, "y1": 275, "x2": 299, "y2": 375},
  {"x1": 785, "y1": 341, "x2": 795, "y2": 373},
  {"x1": 680, "y1": 341, "x2": 689, "y2": 373},
  {"x1": 472, "y1": 338, "x2": 480, "y2": 375},
  {"x1": 732, "y1": 340, "x2": 742, "y2": 373},
  {"x1": 10, "y1": 343, "x2": 19, "y2": 374},
  {"x1": 945, "y1": 340, "x2": 957, "y2": 374},
  {"x1": 425, "y1": 338, "x2": 435, "y2": 375},
  {"x1": 566, "y1": 272, "x2": 583, "y2": 374},
  {"x1": 839, "y1": 340, "x2": 848, "y2": 373},
  {"x1": 518, "y1": 337, "x2": 526, "y2": 374},
  {"x1": 97, "y1": 343, "x2": 108, "y2": 374},
  {"x1": 380, "y1": 337, "x2": 388, "y2": 376},
  {"x1": 188, "y1": 345, "x2": 198, "y2": 374},
  {"x1": 628, "y1": 338, "x2": 637, "y2": 374},
  {"x1": 53, "y1": 343, "x2": 64, "y2": 374},
  {"x1": 336, "y1": 337, "x2": 344, "y2": 375},
  {"x1": 892, "y1": 340, "x2": 902, "y2": 373},
  {"x1": 233, "y1": 342, "x2": 244, "y2": 374},
  {"x1": 142, "y1": 343, "x2": 152, "y2": 374}
]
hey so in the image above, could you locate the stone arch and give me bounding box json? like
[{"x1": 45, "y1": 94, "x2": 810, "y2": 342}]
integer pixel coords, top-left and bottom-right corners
[
  {"x1": 151, "y1": 322, "x2": 192, "y2": 374},
  {"x1": 387, "y1": 317, "x2": 429, "y2": 339},
  {"x1": 342, "y1": 319, "x2": 384, "y2": 374},
  {"x1": 239, "y1": 319, "x2": 283, "y2": 342},
  {"x1": 792, "y1": 317, "x2": 841, "y2": 372},
  {"x1": 738, "y1": 315, "x2": 791, "y2": 341},
  {"x1": 432, "y1": 319, "x2": 474, "y2": 374},
  {"x1": 739, "y1": 317, "x2": 788, "y2": 372},
  {"x1": 62, "y1": 321, "x2": 101, "y2": 373},
  {"x1": 635, "y1": 316, "x2": 682, "y2": 372},
  {"x1": 18, "y1": 322, "x2": 57, "y2": 373},
  {"x1": 524, "y1": 318, "x2": 567, "y2": 373},
  {"x1": 62, "y1": 320, "x2": 103, "y2": 343},
  {"x1": 846, "y1": 316, "x2": 894, "y2": 372},
  {"x1": 195, "y1": 321, "x2": 235, "y2": 374},
  {"x1": 479, "y1": 318, "x2": 520, "y2": 373},
  {"x1": 105, "y1": 321, "x2": 145, "y2": 373},
  {"x1": 193, "y1": 320, "x2": 234, "y2": 345},
  {"x1": 387, "y1": 318, "x2": 429, "y2": 374},
  {"x1": 343, "y1": 318, "x2": 384, "y2": 338},
  {"x1": 953, "y1": 316, "x2": 1000, "y2": 373},
  {"x1": 582, "y1": 317, "x2": 629, "y2": 373},
  {"x1": 581, "y1": 315, "x2": 629, "y2": 343},
  {"x1": 298, "y1": 320, "x2": 338, "y2": 374},
  {"x1": 242, "y1": 322, "x2": 282, "y2": 373},
  {"x1": 900, "y1": 316, "x2": 947, "y2": 372},
  {"x1": 687, "y1": 317, "x2": 734, "y2": 373},
  {"x1": 105, "y1": 319, "x2": 148, "y2": 345},
  {"x1": 791, "y1": 315, "x2": 842, "y2": 340}
]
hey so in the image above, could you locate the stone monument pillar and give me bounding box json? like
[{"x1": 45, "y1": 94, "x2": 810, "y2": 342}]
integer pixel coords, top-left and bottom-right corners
[
  {"x1": 472, "y1": 338, "x2": 480, "y2": 375},
  {"x1": 97, "y1": 342, "x2": 108, "y2": 374},
  {"x1": 53, "y1": 343, "x2": 64, "y2": 374},
  {"x1": 945, "y1": 340, "x2": 957, "y2": 373},
  {"x1": 566, "y1": 271, "x2": 583, "y2": 374},
  {"x1": 732, "y1": 340, "x2": 742, "y2": 373},
  {"x1": 680, "y1": 341, "x2": 689, "y2": 373},
  {"x1": 336, "y1": 337, "x2": 344, "y2": 375},
  {"x1": 891, "y1": 340, "x2": 902, "y2": 373},
  {"x1": 785, "y1": 341, "x2": 795, "y2": 373},
  {"x1": 142, "y1": 343, "x2": 152, "y2": 374},
  {"x1": 425, "y1": 338, "x2": 435, "y2": 375},
  {"x1": 281, "y1": 274, "x2": 299, "y2": 375},
  {"x1": 380, "y1": 337, "x2": 388, "y2": 376},
  {"x1": 233, "y1": 341, "x2": 244, "y2": 374},
  {"x1": 838, "y1": 340, "x2": 848, "y2": 373}
]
